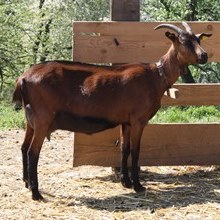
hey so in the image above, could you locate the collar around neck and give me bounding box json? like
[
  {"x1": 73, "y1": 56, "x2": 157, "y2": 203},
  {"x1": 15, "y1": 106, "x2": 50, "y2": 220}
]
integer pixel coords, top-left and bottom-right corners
[
  {"x1": 155, "y1": 60, "x2": 164, "y2": 77},
  {"x1": 155, "y1": 60, "x2": 171, "y2": 89}
]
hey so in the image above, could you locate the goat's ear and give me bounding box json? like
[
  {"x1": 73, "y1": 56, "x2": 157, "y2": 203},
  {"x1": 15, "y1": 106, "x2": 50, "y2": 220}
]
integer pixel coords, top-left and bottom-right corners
[
  {"x1": 165, "y1": 31, "x2": 177, "y2": 42},
  {"x1": 196, "y1": 33, "x2": 212, "y2": 41}
]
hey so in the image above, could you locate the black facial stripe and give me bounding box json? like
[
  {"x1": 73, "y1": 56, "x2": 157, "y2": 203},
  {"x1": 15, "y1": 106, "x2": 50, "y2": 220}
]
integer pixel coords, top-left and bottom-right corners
[{"x1": 179, "y1": 34, "x2": 201, "y2": 52}]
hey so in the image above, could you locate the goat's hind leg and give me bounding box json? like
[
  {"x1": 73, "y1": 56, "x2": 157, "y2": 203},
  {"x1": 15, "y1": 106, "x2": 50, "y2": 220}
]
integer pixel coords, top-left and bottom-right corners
[
  {"x1": 21, "y1": 123, "x2": 34, "y2": 188},
  {"x1": 28, "y1": 126, "x2": 48, "y2": 201},
  {"x1": 120, "y1": 124, "x2": 132, "y2": 188}
]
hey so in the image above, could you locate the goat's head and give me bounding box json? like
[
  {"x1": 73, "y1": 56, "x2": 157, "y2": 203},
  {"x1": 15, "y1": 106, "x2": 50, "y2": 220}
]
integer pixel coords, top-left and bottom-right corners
[{"x1": 155, "y1": 22, "x2": 212, "y2": 65}]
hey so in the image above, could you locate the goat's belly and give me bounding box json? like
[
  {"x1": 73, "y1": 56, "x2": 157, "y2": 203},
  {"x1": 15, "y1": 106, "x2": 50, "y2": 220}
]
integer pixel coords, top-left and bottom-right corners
[{"x1": 50, "y1": 112, "x2": 118, "y2": 134}]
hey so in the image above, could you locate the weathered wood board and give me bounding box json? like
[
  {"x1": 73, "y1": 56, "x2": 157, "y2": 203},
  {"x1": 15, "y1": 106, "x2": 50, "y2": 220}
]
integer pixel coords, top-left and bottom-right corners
[
  {"x1": 73, "y1": 21, "x2": 219, "y2": 63},
  {"x1": 162, "y1": 84, "x2": 220, "y2": 106},
  {"x1": 74, "y1": 124, "x2": 220, "y2": 167}
]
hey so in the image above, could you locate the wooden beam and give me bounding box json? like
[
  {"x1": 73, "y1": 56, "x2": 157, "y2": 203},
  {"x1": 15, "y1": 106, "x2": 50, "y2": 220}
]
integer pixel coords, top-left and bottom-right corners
[
  {"x1": 164, "y1": 88, "x2": 179, "y2": 99},
  {"x1": 73, "y1": 21, "x2": 217, "y2": 63},
  {"x1": 110, "y1": 0, "x2": 140, "y2": 21},
  {"x1": 73, "y1": 123, "x2": 220, "y2": 167},
  {"x1": 161, "y1": 84, "x2": 220, "y2": 106}
]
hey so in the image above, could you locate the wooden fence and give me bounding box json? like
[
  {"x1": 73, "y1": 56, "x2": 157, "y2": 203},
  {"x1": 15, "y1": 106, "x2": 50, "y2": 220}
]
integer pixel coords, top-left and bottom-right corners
[{"x1": 72, "y1": 21, "x2": 220, "y2": 167}]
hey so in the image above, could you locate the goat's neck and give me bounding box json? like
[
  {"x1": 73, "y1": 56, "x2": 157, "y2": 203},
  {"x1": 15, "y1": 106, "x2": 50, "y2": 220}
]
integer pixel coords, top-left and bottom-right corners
[{"x1": 159, "y1": 45, "x2": 186, "y2": 89}]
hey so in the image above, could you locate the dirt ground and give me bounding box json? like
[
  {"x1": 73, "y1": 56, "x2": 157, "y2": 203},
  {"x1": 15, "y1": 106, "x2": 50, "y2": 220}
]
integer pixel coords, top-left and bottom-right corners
[{"x1": 1, "y1": 129, "x2": 220, "y2": 220}]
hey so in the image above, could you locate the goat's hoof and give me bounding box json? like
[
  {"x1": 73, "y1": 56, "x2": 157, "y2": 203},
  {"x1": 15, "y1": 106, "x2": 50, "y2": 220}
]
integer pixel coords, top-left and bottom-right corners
[
  {"x1": 121, "y1": 176, "x2": 132, "y2": 188},
  {"x1": 23, "y1": 179, "x2": 29, "y2": 188},
  {"x1": 133, "y1": 184, "x2": 146, "y2": 193},
  {"x1": 25, "y1": 182, "x2": 29, "y2": 189},
  {"x1": 32, "y1": 190, "x2": 44, "y2": 201}
]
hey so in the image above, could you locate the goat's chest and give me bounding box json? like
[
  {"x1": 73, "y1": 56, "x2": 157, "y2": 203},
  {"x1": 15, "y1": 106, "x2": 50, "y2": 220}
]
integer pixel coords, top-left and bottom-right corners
[{"x1": 132, "y1": 90, "x2": 162, "y2": 121}]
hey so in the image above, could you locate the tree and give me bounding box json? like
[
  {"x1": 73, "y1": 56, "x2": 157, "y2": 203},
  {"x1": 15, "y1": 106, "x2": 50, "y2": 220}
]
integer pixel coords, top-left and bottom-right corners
[
  {"x1": 0, "y1": 0, "x2": 109, "y2": 93},
  {"x1": 0, "y1": 0, "x2": 32, "y2": 90}
]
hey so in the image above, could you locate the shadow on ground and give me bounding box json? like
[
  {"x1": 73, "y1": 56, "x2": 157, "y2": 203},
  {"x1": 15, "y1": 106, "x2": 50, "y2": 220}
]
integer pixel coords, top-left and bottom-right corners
[{"x1": 63, "y1": 168, "x2": 220, "y2": 212}]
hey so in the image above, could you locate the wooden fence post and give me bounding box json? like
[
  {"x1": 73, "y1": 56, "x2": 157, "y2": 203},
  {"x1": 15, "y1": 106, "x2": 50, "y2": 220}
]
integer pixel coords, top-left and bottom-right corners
[
  {"x1": 110, "y1": 0, "x2": 140, "y2": 21},
  {"x1": 110, "y1": 0, "x2": 140, "y2": 176}
]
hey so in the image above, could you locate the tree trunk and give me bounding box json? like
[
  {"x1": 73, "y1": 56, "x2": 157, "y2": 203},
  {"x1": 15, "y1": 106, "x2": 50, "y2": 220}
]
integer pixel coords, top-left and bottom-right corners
[
  {"x1": 32, "y1": 0, "x2": 52, "y2": 63},
  {"x1": 182, "y1": 0, "x2": 198, "y2": 83},
  {"x1": 181, "y1": 67, "x2": 195, "y2": 83}
]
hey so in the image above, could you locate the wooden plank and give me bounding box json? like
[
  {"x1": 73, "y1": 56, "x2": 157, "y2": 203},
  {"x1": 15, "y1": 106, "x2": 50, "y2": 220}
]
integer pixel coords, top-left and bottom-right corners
[
  {"x1": 73, "y1": 34, "x2": 163, "y2": 63},
  {"x1": 73, "y1": 123, "x2": 220, "y2": 167},
  {"x1": 161, "y1": 83, "x2": 220, "y2": 106},
  {"x1": 164, "y1": 88, "x2": 179, "y2": 99},
  {"x1": 74, "y1": 127, "x2": 120, "y2": 167},
  {"x1": 110, "y1": 0, "x2": 140, "y2": 21},
  {"x1": 73, "y1": 21, "x2": 216, "y2": 36},
  {"x1": 73, "y1": 21, "x2": 219, "y2": 63}
]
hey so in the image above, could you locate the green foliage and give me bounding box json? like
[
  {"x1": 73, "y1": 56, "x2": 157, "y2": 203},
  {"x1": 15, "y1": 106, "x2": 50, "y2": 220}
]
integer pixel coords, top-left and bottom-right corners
[
  {"x1": 150, "y1": 106, "x2": 220, "y2": 123},
  {"x1": 0, "y1": 86, "x2": 24, "y2": 129},
  {"x1": 0, "y1": 100, "x2": 25, "y2": 129},
  {"x1": 141, "y1": 0, "x2": 188, "y2": 21},
  {"x1": 196, "y1": 0, "x2": 220, "y2": 20},
  {"x1": 141, "y1": 0, "x2": 220, "y2": 21},
  {"x1": 0, "y1": 0, "x2": 31, "y2": 88},
  {"x1": 189, "y1": 63, "x2": 220, "y2": 83}
]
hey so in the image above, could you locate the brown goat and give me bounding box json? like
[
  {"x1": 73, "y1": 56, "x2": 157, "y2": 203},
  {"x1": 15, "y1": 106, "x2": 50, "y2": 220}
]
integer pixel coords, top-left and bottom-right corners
[{"x1": 13, "y1": 22, "x2": 211, "y2": 200}]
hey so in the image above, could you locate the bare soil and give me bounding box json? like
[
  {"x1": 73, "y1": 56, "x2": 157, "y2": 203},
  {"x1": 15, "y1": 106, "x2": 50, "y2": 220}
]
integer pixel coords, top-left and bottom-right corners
[{"x1": 1, "y1": 129, "x2": 220, "y2": 219}]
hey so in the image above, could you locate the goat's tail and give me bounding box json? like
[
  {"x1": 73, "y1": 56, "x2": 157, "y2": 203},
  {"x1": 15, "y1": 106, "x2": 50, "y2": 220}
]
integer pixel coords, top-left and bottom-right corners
[{"x1": 12, "y1": 78, "x2": 29, "y2": 111}]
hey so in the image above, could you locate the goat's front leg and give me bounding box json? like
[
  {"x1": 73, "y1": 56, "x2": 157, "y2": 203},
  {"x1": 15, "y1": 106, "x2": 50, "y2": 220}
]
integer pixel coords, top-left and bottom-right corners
[
  {"x1": 21, "y1": 123, "x2": 34, "y2": 188},
  {"x1": 130, "y1": 121, "x2": 146, "y2": 192},
  {"x1": 120, "y1": 124, "x2": 132, "y2": 188}
]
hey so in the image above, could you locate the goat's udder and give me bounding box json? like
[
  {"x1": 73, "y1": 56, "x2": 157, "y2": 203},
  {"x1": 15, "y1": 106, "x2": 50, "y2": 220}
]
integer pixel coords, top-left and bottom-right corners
[{"x1": 48, "y1": 111, "x2": 119, "y2": 135}]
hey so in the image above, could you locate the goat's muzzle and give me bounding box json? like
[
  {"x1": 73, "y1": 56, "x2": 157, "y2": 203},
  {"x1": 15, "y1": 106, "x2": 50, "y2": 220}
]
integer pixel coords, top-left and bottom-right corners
[{"x1": 198, "y1": 52, "x2": 208, "y2": 64}]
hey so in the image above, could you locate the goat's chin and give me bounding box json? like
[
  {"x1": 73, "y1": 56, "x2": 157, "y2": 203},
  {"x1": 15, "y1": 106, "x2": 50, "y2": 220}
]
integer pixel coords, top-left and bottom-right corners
[
  {"x1": 198, "y1": 57, "x2": 208, "y2": 64},
  {"x1": 198, "y1": 60, "x2": 208, "y2": 64}
]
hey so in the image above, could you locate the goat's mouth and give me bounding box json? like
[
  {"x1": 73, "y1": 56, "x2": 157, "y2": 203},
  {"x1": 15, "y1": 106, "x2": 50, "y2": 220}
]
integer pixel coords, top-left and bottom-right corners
[
  {"x1": 198, "y1": 59, "x2": 208, "y2": 64},
  {"x1": 198, "y1": 57, "x2": 208, "y2": 64}
]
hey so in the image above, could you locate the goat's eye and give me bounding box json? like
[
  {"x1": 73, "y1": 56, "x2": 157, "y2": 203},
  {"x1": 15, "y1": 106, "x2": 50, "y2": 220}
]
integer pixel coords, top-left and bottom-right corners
[{"x1": 195, "y1": 37, "x2": 201, "y2": 44}]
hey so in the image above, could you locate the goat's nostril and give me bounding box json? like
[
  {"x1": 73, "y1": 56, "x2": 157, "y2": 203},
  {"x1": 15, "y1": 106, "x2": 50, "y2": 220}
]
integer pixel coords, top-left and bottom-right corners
[
  {"x1": 201, "y1": 52, "x2": 208, "y2": 59},
  {"x1": 199, "y1": 52, "x2": 208, "y2": 64}
]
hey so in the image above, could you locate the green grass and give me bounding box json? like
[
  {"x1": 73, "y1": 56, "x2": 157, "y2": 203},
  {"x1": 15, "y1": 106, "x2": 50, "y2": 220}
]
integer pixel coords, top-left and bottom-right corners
[
  {"x1": 150, "y1": 106, "x2": 220, "y2": 124},
  {"x1": 0, "y1": 100, "x2": 25, "y2": 129}
]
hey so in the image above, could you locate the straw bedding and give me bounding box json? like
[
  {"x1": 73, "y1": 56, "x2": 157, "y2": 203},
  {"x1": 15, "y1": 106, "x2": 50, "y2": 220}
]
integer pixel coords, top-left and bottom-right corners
[{"x1": 1, "y1": 129, "x2": 220, "y2": 219}]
